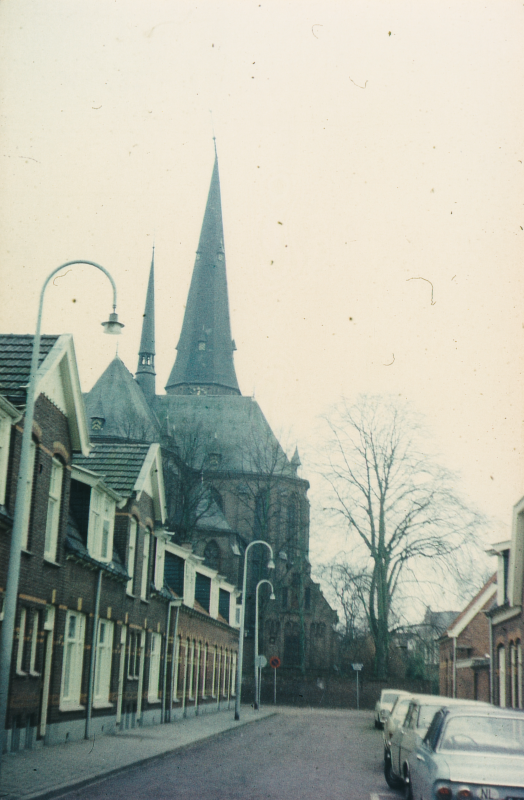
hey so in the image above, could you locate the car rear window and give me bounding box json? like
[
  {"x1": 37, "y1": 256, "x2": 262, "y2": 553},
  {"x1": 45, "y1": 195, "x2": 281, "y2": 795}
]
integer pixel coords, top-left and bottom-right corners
[
  {"x1": 440, "y1": 715, "x2": 524, "y2": 755},
  {"x1": 381, "y1": 692, "x2": 398, "y2": 704}
]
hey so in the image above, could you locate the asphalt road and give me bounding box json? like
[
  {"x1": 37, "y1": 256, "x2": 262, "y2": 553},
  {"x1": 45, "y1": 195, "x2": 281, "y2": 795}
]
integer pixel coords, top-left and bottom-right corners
[{"x1": 63, "y1": 708, "x2": 402, "y2": 800}]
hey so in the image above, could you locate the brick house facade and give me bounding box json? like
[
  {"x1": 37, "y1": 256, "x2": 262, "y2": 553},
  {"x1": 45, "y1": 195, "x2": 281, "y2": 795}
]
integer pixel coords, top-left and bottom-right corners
[{"x1": 439, "y1": 574, "x2": 496, "y2": 703}]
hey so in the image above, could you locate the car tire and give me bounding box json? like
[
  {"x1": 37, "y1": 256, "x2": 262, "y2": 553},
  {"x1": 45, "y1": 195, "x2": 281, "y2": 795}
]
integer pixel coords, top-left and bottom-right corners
[
  {"x1": 404, "y1": 770, "x2": 413, "y2": 800},
  {"x1": 384, "y1": 756, "x2": 404, "y2": 790}
]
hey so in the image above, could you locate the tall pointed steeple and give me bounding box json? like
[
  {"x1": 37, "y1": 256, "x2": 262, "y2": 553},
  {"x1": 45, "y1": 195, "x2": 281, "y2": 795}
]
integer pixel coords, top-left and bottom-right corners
[
  {"x1": 135, "y1": 247, "x2": 156, "y2": 402},
  {"x1": 165, "y1": 152, "x2": 240, "y2": 396}
]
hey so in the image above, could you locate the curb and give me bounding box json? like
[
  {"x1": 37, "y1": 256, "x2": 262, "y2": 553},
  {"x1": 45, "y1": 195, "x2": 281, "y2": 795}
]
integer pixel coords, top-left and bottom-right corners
[{"x1": 5, "y1": 711, "x2": 279, "y2": 800}]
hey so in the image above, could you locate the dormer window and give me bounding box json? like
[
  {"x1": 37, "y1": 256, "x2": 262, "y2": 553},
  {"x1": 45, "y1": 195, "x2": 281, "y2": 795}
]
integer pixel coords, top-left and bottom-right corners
[{"x1": 87, "y1": 488, "x2": 115, "y2": 563}]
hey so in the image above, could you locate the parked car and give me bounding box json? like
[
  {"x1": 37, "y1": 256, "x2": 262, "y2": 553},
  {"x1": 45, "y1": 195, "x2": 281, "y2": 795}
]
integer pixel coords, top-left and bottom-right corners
[
  {"x1": 409, "y1": 705, "x2": 524, "y2": 800},
  {"x1": 374, "y1": 689, "x2": 410, "y2": 729},
  {"x1": 383, "y1": 693, "x2": 419, "y2": 757},
  {"x1": 385, "y1": 696, "x2": 490, "y2": 791}
]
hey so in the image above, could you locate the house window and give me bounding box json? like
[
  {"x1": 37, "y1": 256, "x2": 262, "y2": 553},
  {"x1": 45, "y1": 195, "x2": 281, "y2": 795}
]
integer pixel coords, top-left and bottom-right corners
[
  {"x1": 61, "y1": 611, "x2": 86, "y2": 708},
  {"x1": 211, "y1": 646, "x2": 218, "y2": 697},
  {"x1": 195, "y1": 573, "x2": 211, "y2": 613},
  {"x1": 188, "y1": 640, "x2": 195, "y2": 699},
  {"x1": 498, "y1": 645, "x2": 506, "y2": 707},
  {"x1": 222, "y1": 649, "x2": 228, "y2": 697},
  {"x1": 140, "y1": 530, "x2": 151, "y2": 600},
  {"x1": 165, "y1": 552, "x2": 185, "y2": 597},
  {"x1": 172, "y1": 636, "x2": 181, "y2": 701},
  {"x1": 29, "y1": 610, "x2": 40, "y2": 675},
  {"x1": 44, "y1": 458, "x2": 64, "y2": 561},
  {"x1": 127, "y1": 519, "x2": 137, "y2": 595},
  {"x1": 16, "y1": 607, "x2": 27, "y2": 674},
  {"x1": 219, "y1": 589, "x2": 230, "y2": 623},
  {"x1": 231, "y1": 652, "x2": 237, "y2": 696},
  {"x1": 0, "y1": 413, "x2": 12, "y2": 506},
  {"x1": 201, "y1": 644, "x2": 208, "y2": 698},
  {"x1": 88, "y1": 488, "x2": 115, "y2": 563},
  {"x1": 517, "y1": 641, "x2": 523, "y2": 710},
  {"x1": 94, "y1": 619, "x2": 114, "y2": 705},
  {"x1": 148, "y1": 632, "x2": 162, "y2": 702},
  {"x1": 20, "y1": 440, "x2": 37, "y2": 550},
  {"x1": 128, "y1": 631, "x2": 141, "y2": 680},
  {"x1": 510, "y1": 643, "x2": 517, "y2": 708},
  {"x1": 154, "y1": 538, "x2": 165, "y2": 590}
]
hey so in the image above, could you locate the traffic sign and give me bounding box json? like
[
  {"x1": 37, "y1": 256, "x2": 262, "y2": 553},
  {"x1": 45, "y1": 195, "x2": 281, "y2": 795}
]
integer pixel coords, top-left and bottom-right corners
[
  {"x1": 269, "y1": 656, "x2": 281, "y2": 669},
  {"x1": 352, "y1": 663, "x2": 363, "y2": 671},
  {"x1": 255, "y1": 655, "x2": 267, "y2": 668}
]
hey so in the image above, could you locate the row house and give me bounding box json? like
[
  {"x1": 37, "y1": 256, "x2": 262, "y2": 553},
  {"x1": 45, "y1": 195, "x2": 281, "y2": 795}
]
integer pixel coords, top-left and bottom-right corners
[
  {"x1": 486, "y1": 497, "x2": 524, "y2": 709},
  {"x1": 0, "y1": 334, "x2": 239, "y2": 753}
]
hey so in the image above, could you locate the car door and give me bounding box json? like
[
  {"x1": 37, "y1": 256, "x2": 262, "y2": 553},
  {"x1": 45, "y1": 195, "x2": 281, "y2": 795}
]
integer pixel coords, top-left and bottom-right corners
[
  {"x1": 393, "y1": 702, "x2": 416, "y2": 778},
  {"x1": 399, "y1": 702, "x2": 420, "y2": 776}
]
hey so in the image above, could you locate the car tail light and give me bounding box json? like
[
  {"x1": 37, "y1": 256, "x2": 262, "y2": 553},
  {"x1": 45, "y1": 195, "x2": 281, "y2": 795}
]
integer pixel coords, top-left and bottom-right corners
[
  {"x1": 457, "y1": 791, "x2": 472, "y2": 799},
  {"x1": 436, "y1": 788, "x2": 452, "y2": 798}
]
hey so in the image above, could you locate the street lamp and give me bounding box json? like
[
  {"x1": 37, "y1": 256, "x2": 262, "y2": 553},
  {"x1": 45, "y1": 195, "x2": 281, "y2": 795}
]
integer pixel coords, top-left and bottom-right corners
[
  {"x1": 0, "y1": 261, "x2": 123, "y2": 765},
  {"x1": 234, "y1": 539, "x2": 274, "y2": 721},
  {"x1": 254, "y1": 579, "x2": 275, "y2": 710}
]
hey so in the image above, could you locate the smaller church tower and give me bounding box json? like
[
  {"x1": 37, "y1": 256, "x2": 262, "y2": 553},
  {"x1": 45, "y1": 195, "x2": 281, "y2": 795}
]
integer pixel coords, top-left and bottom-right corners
[{"x1": 135, "y1": 247, "x2": 156, "y2": 402}]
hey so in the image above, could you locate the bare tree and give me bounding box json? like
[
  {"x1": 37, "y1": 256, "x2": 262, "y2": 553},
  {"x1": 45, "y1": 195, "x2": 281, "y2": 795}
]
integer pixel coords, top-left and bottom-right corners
[{"x1": 320, "y1": 395, "x2": 485, "y2": 679}]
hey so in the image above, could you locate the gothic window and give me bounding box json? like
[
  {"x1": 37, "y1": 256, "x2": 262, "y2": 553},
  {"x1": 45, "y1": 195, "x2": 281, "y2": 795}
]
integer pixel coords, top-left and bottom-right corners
[
  {"x1": 287, "y1": 498, "x2": 298, "y2": 557},
  {"x1": 209, "y1": 487, "x2": 223, "y2": 511},
  {"x1": 254, "y1": 491, "x2": 268, "y2": 537},
  {"x1": 204, "y1": 540, "x2": 221, "y2": 572}
]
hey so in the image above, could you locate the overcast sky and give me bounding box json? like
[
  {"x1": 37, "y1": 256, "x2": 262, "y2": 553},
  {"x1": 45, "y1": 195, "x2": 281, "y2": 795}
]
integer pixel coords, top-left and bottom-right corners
[{"x1": 1, "y1": 1, "x2": 523, "y2": 570}]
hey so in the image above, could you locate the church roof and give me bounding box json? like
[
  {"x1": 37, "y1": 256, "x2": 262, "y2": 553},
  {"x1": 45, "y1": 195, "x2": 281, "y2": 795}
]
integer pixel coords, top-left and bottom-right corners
[
  {"x1": 73, "y1": 441, "x2": 152, "y2": 497},
  {"x1": 155, "y1": 394, "x2": 301, "y2": 479},
  {"x1": 84, "y1": 355, "x2": 159, "y2": 442},
  {"x1": 137, "y1": 248, "x2": 155, "y2": 361},
  {"x1": 165, "y1": 154, "x2": 240, "y2": 396},
  {"x1": 0, "y1": 334, "x2": 58, "y2": 407}
]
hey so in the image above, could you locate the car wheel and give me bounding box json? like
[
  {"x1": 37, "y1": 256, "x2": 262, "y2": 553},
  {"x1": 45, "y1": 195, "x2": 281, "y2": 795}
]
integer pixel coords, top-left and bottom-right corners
[
  {"x1": 404, "y1": 770, "x2": 413, "y2": 800},
  {"x1": 384, "y1": 756, "x2": 404, "y2": 790}
]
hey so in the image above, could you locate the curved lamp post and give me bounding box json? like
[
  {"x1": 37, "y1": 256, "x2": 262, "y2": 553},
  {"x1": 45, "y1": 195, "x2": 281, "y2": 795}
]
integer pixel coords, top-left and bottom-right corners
[
  {"x1": 254, "y1": 579, "x2": 275, "y2": 710},
  {"x1": 0, "y1": 261, "x2": 123, "y2": 765},
  {"x1": 234, "y1": 540, "x2": 274, "y2": 721}
]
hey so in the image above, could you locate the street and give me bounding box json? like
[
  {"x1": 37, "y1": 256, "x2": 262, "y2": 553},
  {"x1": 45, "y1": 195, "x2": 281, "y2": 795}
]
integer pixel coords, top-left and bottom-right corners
[{"x1": 62, "y1": 708, "x2": 402, "y2": 800}]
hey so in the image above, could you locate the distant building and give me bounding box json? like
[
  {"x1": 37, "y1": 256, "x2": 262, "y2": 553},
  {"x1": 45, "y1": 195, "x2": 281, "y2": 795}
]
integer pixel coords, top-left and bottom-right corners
[{"x1": 84, "y1": 152, "x2": 338, "y2": 675}]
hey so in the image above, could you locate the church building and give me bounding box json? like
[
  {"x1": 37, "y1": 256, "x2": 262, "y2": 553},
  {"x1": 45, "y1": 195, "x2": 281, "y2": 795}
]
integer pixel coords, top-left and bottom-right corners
[{"x1": 84, "y1": 151, "x2": 337, "y2": 675}]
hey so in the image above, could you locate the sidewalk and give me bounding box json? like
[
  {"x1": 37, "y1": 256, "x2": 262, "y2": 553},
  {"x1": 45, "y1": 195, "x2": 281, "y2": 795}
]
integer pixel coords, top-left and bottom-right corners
[{"x1": 0, "y1": 706, "x2": 277, "y2": 800}]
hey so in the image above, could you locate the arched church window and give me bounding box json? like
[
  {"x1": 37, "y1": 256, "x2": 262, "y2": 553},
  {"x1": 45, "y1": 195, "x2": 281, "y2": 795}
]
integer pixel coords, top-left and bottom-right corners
[
  {"x1": 254, "y1": 491, "x2": 268, "y2": 537},
  {"x1": 204, "y1": 540, "x2": 221, "y2": 572}
]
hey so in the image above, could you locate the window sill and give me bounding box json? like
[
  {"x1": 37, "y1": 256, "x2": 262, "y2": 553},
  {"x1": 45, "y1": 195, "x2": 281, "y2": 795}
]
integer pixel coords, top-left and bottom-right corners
[
  {"x1": 43, "y1": 557, "x2": 60, "y2": 567},
  {"x1": 29, "y1": 671, "x2": 41, "y2": 678},
  {"x1": 139, "y1": 598, "x2": 150, "y2": 605},
  {"x1": 21, "y1": 548, "x2": 33, "y2": 556},
  {"x1": 126, "y1": 592, "x2": 136, "y2": 598},
  {"x1": 127, "y1": 676, "x2": 139, "y2": 681},
  {"x1": 59, "y1": 703, "x2": 85, "y2": 713},
  {"x1": 15, "y1": 670, "x2": 27, "y2": 677},
  {"x1": 147, "y1": 698, "x2": 161, "y2": 705},
  {"x1": 92, "y1": 701, "x2": 114, "y2": 709}
]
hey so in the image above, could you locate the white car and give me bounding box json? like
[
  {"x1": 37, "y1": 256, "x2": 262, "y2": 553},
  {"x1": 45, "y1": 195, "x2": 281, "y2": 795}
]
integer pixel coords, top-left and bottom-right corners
[{"x1": 374, "y1": 689, "x2": 410, "y2": 729}]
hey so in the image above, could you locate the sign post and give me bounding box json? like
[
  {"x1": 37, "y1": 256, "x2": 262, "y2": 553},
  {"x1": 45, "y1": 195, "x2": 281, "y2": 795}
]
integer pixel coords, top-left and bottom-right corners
[
  {"x1": 352, "y1": 663, "x2": 363, "y2": 710},
  {"x1": 255, "y1": 655, "x2": 267, "y2": 708},
  {"x1": 270, "y1": 657, "x2": 281, "y2": 705}
]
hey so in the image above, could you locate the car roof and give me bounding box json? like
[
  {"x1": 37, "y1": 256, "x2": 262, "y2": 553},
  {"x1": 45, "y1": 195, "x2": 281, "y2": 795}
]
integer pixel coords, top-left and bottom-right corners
[{"x1": 442, "y1": 705, "x2": 524, "y2": 719}]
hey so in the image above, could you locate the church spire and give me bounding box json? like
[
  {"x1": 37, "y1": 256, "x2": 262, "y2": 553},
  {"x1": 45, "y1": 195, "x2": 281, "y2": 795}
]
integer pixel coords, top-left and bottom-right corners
[
  {"x1": 135, "y1": 246, "x2": 156, "y2": 402},
  {"x1": 165, "y1": 153, "x2": 240, "y2": 396}
]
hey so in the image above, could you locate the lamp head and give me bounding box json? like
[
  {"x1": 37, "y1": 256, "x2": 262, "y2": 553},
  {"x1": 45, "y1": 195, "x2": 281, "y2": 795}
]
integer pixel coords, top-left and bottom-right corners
[
  {"x1": 267, "y1": 558, "x2": 275, "y2": 570},
  {"x1": 278, "y1": 551, "x2": 288, "y2": 561},
  {"x1": 269, "y1": 591, "x2": 276, "y2": 601},
  {"x1": 102, "y1": 311, "x2": 124, "y2": 334}
]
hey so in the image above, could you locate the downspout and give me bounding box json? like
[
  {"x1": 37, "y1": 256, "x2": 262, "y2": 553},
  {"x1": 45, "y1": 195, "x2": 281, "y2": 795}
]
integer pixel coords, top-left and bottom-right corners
[
  {"x1": 488, "y1": 615, "x2": 494, "y2": 704},
  {"x1": 161, "y1": 601, "x2": 172, "y2": 724},
  {"x1": 452, "y1": 636, "x2": 457, "y2": 699},
  {"x1": 85, "y1": 569, "x2": 103, "y2": 740},
  {"x1": 170, "y1": 604, "x2": 181, "y2": 720}
]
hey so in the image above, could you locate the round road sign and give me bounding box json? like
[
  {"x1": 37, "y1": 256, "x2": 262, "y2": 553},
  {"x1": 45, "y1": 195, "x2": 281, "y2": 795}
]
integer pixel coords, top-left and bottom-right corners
[{"x1": 269, "y1": 656, "x2": 281, "y2": 669}]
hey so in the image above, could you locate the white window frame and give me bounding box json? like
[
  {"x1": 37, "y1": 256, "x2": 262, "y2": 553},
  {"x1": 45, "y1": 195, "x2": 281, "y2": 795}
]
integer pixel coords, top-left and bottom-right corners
[
  {"x1": 29, "y1": 610, "x2": 40, "y2": 675},
  {"x1": 94, "y1": 619, "x2": 114, "y2": 707},
  {"x1": 127, "y1": 630, "x2": 141, "y2": 680},
  {"x1": 60, "y1": 611, "x2": 86, "y2": 710},
  {"x1": 211, "y1": 646, "x2": 218, "y2": 698},
  {"x1": 201, "y1": 644, "x2": 208, "y2": 698},
  {"x1": 44, "y1": 458, "x2": 64, "y2": 561},
  {"x1": 127, "y1": 519, "x2": 137, "y2": 595},
  {"x1": 231, "y1": 652, "x2": 237, "y2": 696},
  {"x1": 0, "y1": 413, "x2": 13, "y2": 507},
  {"x1": 140, "y1": 530, "x2": 151, "y2": 600},
  {"x1": 188, "y1": 640, "x2": 195, "y2": 699},
  {"x1": 172, "y1": 636, "x2": 181, "y2": 703},
  {"x1": 148, "y1": 632, "x2": 162, "y2": 703},
  {"x1": 154, "y1": 538, "x2": 165, "y2": 590},
  {"x1": 499, "y1": 645, "x2": 506, "y2": 707},
  {"x1": 16, "y1": 607, "x2": 27, "y2": 675},
  {"x1": 20, "y1": 440, "x2": 37, "y2": 550},
  {"x1": 222, "y1": 649, "x2": 228, "y2": 697},
  {"x1": 87, "y1": 488, "x2": 115, "y2": 563}
]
